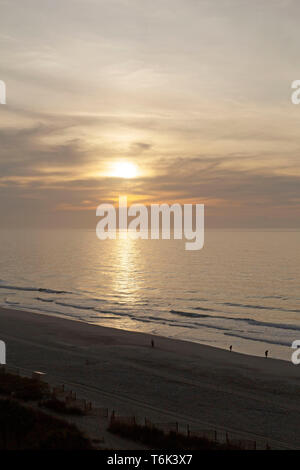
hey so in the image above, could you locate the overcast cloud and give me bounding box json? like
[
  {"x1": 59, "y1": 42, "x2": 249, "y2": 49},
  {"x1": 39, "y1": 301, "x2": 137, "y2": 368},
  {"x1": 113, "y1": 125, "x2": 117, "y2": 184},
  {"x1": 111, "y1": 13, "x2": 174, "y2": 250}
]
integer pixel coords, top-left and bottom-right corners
[{"x1": 0, "y1": 0, "x2": 299, "y2": 227}]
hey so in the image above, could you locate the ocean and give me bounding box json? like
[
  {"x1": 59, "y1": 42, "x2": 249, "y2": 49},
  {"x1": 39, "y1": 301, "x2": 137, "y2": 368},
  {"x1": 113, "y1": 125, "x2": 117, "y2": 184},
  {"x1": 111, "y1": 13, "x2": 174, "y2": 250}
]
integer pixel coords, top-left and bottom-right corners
[{"x1": 0, "y1": 228, "x2": 299, "y2": 360}]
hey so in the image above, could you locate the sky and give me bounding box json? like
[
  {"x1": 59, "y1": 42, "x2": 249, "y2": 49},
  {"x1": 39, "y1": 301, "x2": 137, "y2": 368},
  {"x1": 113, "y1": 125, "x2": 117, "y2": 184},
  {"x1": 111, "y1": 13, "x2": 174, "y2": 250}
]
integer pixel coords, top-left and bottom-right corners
[{"x1": 0, "y1": 0, "x2": 300, "y2": 228}]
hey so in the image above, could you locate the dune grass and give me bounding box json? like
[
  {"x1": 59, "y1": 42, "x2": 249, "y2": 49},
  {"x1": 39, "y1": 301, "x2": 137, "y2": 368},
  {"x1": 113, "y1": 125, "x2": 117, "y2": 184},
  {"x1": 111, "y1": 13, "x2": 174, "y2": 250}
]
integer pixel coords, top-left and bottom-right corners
[
  {"x1": 39, "y1": 397, "x2": 84, "y2": 415},
  {"x1": 108, "y1": 420, "x2": 244, "y2": 450},
  {"x1": 0, "y1": 370, "x2": 50, "y2": 401},
  {"x1": 0, "y1": 399, "x2": 92, "y2": 450}
]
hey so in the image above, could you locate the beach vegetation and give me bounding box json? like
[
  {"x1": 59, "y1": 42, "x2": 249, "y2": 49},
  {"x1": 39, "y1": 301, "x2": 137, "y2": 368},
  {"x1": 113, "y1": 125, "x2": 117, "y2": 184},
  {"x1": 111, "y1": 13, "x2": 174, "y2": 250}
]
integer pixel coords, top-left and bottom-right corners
[
  {"x1": 0, "y1": 370, "x2": 49, "y2": 401},
  {"x1": 0, "y1": 399, "x2": 92, "y2": 450}
]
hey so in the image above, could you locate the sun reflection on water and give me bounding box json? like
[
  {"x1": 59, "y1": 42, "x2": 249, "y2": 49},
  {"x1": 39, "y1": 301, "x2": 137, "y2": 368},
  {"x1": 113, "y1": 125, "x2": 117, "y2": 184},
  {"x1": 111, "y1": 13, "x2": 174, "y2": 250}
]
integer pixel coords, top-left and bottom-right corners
[{"x1": 110, "y1": 235, "x2": 143, "y2": 305}]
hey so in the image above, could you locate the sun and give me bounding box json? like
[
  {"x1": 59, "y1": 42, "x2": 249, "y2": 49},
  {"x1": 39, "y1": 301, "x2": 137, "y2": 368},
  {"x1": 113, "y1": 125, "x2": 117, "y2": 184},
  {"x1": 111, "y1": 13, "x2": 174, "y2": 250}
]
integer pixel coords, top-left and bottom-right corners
[{"x1": 111, "y1": 161, "x2": 139, "y2": 179}]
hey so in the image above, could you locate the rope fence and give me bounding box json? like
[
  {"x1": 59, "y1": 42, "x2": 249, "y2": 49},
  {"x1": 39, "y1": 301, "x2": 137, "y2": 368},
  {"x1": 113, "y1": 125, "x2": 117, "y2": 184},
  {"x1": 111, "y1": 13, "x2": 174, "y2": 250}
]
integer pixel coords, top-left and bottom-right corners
[
  {"x1": 0, "y1": 364, "x2": 277, "y2": 450},
  {"x1": 111, "y1": 414, "x2": 267, "y2": 450}
]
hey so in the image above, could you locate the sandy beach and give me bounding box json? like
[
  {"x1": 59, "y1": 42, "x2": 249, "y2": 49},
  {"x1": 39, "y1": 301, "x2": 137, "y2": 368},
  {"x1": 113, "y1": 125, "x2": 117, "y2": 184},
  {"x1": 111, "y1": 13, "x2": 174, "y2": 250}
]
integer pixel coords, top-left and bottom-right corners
[{"x1": 1, "y1": 306, "x2": 300, "y2": 449}]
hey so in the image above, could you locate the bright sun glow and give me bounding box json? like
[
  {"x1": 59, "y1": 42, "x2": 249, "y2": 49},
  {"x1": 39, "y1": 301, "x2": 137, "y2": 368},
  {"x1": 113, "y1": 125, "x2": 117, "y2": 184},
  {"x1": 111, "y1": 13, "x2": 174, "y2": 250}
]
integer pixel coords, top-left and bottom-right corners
[{"x1": 111, "y1": 161, "x2": 139, "y2": 178}]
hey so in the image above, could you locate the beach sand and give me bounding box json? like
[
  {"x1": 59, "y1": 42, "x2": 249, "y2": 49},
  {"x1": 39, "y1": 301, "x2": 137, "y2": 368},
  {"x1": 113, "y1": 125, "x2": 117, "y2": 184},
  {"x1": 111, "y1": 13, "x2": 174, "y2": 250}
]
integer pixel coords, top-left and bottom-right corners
[{"x1": 0, "y1": 307, "x2": 300, "y2": 449}]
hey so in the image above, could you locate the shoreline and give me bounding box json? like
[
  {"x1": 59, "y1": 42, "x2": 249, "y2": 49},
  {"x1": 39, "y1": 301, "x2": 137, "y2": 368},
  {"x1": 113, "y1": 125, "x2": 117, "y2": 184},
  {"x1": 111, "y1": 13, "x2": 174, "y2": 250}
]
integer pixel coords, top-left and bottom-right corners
[
  {"x1": 1, "y1": 303, "x2": 292, "y2": 362},
  {"x1": 1, "y1": 306, "x2": 300, "y2": 448}
]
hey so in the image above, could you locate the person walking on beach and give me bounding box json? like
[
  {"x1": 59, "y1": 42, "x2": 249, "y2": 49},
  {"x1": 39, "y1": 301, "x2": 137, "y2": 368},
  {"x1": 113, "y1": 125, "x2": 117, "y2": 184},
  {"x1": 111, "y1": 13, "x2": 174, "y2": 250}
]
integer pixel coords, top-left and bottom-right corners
[
  {"x1": 229, "y1": 345, "x2": 232, "y2": 352},
  {"x1": 265, "y1": 350, "x2": 269, "y2": 358}
]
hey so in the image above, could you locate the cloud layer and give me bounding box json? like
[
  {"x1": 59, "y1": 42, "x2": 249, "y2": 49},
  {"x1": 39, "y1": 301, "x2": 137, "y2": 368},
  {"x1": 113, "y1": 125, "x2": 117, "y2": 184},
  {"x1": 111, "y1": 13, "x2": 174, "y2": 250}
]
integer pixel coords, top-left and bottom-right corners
[{"x1": 0, "y1": 0, "x2": 299, "y2": 227}]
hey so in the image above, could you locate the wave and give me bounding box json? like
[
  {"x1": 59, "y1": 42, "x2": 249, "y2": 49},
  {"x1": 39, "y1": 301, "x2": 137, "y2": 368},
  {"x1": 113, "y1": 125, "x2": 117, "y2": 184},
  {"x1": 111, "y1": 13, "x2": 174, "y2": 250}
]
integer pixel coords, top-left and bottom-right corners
[
  {"x1": 4, "y1": 299, "x2": 19, "y2": 305},
  {"x1": 224, "y1": 332, "x2": 291, "y2": 347},
  {"x1": 89, "y1": 315, "x2": 117, "y2": 320},
  {"x1": 0, "y1": 284, "x2": 69, "y2": 294},
  {"x1": 94, "y1": 309, "x2": 121, "y2": 315},
  {"x1": 55, "y1": 301, "x2": 95, "y2": 310},
  {"x1": 170, "y1": 309, "x2": 300, "y2": 332},
  {"x1": 194, "y1": 306, "x2": 218, "y2": 312},
  {"x1": 233, "y1": 317, "x2": 300, "y2": 332},
  {"x1": 170, "y1": 309, "x2": 210, "y2": 319},
  {"x1": 32, "y1": 298, "x2": 300, "y2": 335},
  {"x1": 83, "y1": 297, "x2": 108, "y2": 304},
  {"x1": 2, "y1": 279, "x2": 299, "y2": 347},
  {"x1": 222, "y1": 301, "x2": 300, "y2": 314}
]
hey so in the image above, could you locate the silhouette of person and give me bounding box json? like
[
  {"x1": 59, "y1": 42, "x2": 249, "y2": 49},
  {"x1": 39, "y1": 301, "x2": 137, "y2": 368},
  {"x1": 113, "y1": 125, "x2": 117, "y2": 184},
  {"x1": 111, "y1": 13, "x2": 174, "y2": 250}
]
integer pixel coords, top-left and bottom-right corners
[
  {"x1": 265, "y1": 350, "x2": 269, "y2": 358},
  {"x1": 151, "y1": 339, "x2": 154, "y2": 348},
  {"x1": 229, "y1": 345, "x2": 232, "y2": 352}
]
